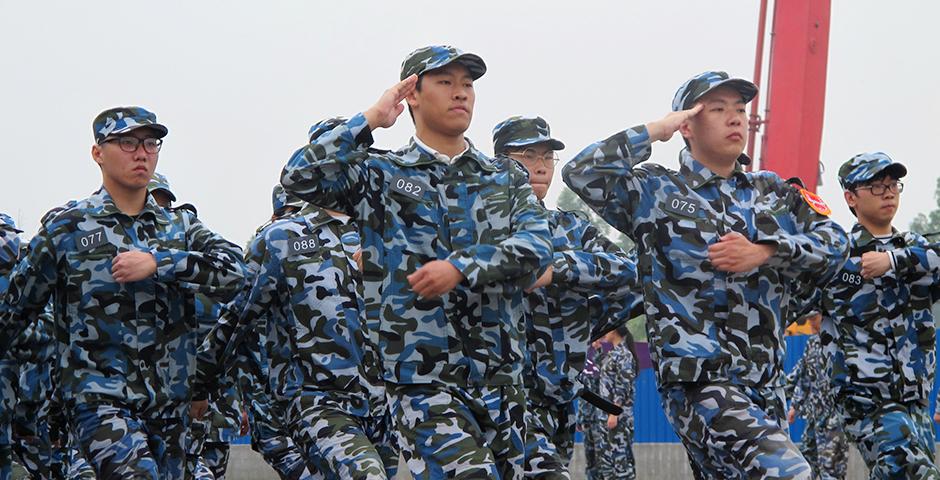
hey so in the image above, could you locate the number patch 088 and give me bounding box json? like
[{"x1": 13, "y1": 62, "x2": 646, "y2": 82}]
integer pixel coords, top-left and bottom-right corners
[{"x1": 287, "y1": 235, "x2": 319, "y2": 256}]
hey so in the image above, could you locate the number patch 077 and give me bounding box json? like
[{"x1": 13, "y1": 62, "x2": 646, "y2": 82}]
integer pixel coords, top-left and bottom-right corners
[
  {"x1": 287, "y1": 235, "x2": 319, "y2": 256},
  {"x1": 75, "y1": 227, "x2": 107, "y2": 253},
  {"x1": 390, "y1": 175, "x2": 429, "y2": 202}
]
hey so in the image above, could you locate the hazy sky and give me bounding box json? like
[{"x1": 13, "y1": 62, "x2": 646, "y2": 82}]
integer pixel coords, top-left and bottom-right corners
[{"x1": 2, "y1": 1, "x2": 938, "y2": 243}]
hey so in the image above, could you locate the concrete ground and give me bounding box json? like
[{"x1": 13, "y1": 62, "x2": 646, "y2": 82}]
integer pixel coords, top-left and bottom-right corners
[{"x1": 5, "y1": 442, "x2": 888, "y2": 478}]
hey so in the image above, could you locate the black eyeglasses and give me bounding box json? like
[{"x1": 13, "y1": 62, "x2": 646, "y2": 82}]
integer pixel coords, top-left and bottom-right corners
[
  {"x1": 854, "y1": 181, "x2": 904, "y2": 196},
  {"x1": 101, "y1": 136, "x2": 163, "y2": 154},
  {"x1": 508, "y1": 148, "x2": 560, "y2": 168}
]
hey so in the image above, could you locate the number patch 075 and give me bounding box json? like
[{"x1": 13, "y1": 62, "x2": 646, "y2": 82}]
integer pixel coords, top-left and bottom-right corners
[
  {"x1": 75, "y1": 227, "x2": 107, "y2": 253},
  {"x1": 663, "y1": 194, "x2": 699, "y2": 219},
  {"x1": 390, "y1": 175, "x2": 429, "y2": 202},
  {"x1": 287, "y1": 235, "x2": 319, "y2": 256}
]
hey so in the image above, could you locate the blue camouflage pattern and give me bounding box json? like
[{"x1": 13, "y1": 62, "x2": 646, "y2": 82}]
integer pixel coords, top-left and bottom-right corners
[
  {"x1": 836, "y1": 151, "x2": 907, "y2": 189},
  {"x1": 280, "y1": 113, "x2": 552, "y2": 388},
  {"x1": 93, "y1": 106, "x2": 168, "y2": 143},
  {"x1": 399, "y1": 45, "x2": 486, "y2": 80}
]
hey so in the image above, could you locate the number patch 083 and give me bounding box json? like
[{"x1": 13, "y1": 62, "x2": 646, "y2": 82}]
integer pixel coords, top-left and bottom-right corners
[{"x1": 840, "y1": 271, "x2": 863, "y2": 286}]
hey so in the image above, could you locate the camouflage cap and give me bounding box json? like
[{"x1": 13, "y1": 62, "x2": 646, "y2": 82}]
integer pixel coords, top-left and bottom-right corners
[
  {"x1": 308, "y1": 117, "x2": 348, "y2": 142},
  {"x1": 492, "y1": 116, "x2": 565, "y2": 154},
  {"x1": 93, "y1": 106, "x2": 168, "y2": 144},
  {"x1": 400, "y1": 45, "x2": 486, "y2": 81},
  {"x1": 272, "y1": 184, "x2": 304, "y2": 216},
  {"x1": 838, "y1": 152, "x2": 907, "y2": 190},
  {"x1": 672, "y1": 71, "x2": 758, "y2": 112},
  {"x1": 147, "y1": 172, "x2": 177, "y2": 202}
]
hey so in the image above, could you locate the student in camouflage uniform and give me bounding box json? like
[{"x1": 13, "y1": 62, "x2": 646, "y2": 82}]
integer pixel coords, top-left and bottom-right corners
[
  {"x1": 194, "y1": 172, "x2": 396, "y2": 479},
  {"x1": 0, "y1": 107, "x2": 248, "y2": 479},
  {"x1": 819, "y1": 153, "x2": 940, "y2": 478},
  {"x1": 0, "y1": 215, "x2": 21, "y2": 480},
  {"x1": 597, "y1": 326, "x2": 637, "y2": 480},
  {"x1": 577, "y1": 341, "x2": 607, "y2": 480},
  {"x1": 491, "y1": 116, "x2": 638, "y2": 479},
  {"x1": 784, "y1": 313, "x2": 847, "y2": 480},
  {"x1": 280, "y1": 46, "x2": 552, "y2": 479},
  {"x1": 563, "y1": 71, "x2": 849, "y2": 479}
]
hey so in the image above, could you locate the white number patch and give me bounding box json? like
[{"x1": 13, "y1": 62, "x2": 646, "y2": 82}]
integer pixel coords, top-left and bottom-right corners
[
  {"x1": 663, "y1": 194, "x2": 699, "y2": 218},
  {"x1": 287, "y1": 235, "x2": 319, "y2": 256},
  {"x1": 75, "y1": 227, "x2": 107, "y2": 253},
  {"x1": 390, "y1": 175, "x2": 429, "y2": 202},
  {"x1": 840, "y1": 272, "x2": 863, "y2": 286}
]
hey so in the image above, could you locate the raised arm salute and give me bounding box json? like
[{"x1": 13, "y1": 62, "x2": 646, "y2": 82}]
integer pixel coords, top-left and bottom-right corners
[
  {"x1": 563, "y1": 71, "x2": 848, "y2": 480},
  {"x1": 281, "y1": 46, "x2": 552, "y2": 480}
]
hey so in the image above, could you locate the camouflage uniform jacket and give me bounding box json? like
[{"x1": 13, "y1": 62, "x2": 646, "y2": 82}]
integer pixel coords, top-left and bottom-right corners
[
  {"x1": 280, "y1": 113, "x2": 552, "y2": 387},
  {"x1": 599, "y1": 341, "x2": 636, "y2": 415},
  {"x1": 562, "y1": 129, "x2": 848, "y2": 388},
  {"x1": 197, "y1": 204, "x2": 385, "y2": 418},
  {"x1": 820, "y1": 223, "x2": 940, "y2": 408},
  {"x1": 524, "y1": 206, "x2": 638, "y2": 405},
  {"x1": 0, "y1": 188, "x2": 247, "y2": 415},
  {"x1": 194, "y1": 293, "x2": 242, "y2": 434},
  {"x1": 784, "y1": 335, "x2": 835, "y2": 422}
]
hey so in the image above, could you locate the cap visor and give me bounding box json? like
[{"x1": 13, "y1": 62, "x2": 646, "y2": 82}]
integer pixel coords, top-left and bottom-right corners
[
  {"x1": 113, "y1": 123, "x2": 168, "y2": 139},
  {"x1": 883, "y1": 163, "x2": 908, "y2": 179},
  {"x1": 454, "y1": 53, "x2": 487, "y2": 80}
]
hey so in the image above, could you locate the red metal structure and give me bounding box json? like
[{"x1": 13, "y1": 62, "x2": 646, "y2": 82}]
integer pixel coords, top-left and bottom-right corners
[{"x1": 749, "y1": 0, "x2": 831, "y2": 192}]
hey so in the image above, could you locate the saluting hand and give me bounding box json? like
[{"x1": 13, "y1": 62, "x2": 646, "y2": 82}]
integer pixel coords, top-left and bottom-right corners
[
  {"x1": 646, "y1": 104, "x2": 703, "y2": 143},
  {"x1": 112, "y1": 250, "x2": 157, "y2": 283},
  {"x1": 708, "y1": 232, "x2": 775, "y2": 273},
  {"x1": 364, "y1": 75, "x2": 419, "y2": 130},
  {"x1": 860, "y1": 251, "x2": 891, "y2": 279},
  {"x1": 407, "y1": 260, "x2": 464, "y2": 299}
]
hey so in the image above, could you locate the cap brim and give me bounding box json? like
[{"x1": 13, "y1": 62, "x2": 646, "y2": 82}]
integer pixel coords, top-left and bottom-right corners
[
  {"x1": 882, "y1": 163, "x2": 907, "y2": 179},
  {"x1": 505, "y1": 138, "x2": 566, "y2": 151},
  {"x1": 112, "y1": 123, "x2": 169, "y2": 139},
  {"x1": 453, "y1": 53, "x2": 487, "y2": 80},
  {"x1": 696, "y1": 78, "x2": 758, "y2": 107}
]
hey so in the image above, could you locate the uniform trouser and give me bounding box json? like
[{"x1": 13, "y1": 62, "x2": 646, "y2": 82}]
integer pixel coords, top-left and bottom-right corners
[
  {"x1": 288, "y1": 402, "x2": 397, "y2": 480},
  {"x1": 186, "y1": 418, "x2": 235, "y2": 480},
  {"x1": 596, "y1": 404, "x2": 635, "y2": 480},
  {"x1": 251, "y1": 407, "x2": 320, "y2": 480},
  {"x1": 72, "y1": 402, "x2": 188, "y2": 480},
  {"x1": 67, "y1": 442, "x2": 96, "y2": 480},
  {"x1": 0, "y1": 360, "x2": 15, "y2": 480},
  {"x1": 388, "y1": 383, "x2": 526, "y2": 480},
  {"x1": 12, "y1": 419, "x2": 65, "y2": 479},
  {"x1": 841, "y1": 400, "x2": 940, "y2": 479},
  {"x1": 524, "y1": 401, "x2": 576, "y2": 479},
  {"x1": 660, "y1": 383, "x2": 811, "y2": 480},
  {"x1": 799, "y1": 414, "x2": 847, "y2": 480},
  {"x1": 580, "y1": 414, "x2": 605, "y2": 480}
]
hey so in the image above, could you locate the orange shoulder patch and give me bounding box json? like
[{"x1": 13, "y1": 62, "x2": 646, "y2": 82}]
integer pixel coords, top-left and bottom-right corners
[{"x1": 799, "y1": 188, "x2": 831, "y2": 216}]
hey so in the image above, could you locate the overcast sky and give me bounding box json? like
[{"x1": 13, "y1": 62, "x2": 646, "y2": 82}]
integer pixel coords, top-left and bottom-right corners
[{"x1": 2, "y1": 0, "x2": 938, "y2": 243}]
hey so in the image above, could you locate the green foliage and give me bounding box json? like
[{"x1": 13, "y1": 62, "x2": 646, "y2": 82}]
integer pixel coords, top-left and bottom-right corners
[
  {"x1": 556, "y1": 188, "x2": 634, "y2": 252},
  {"x1": 910, "y1": 177, "x2": 940, "y2": 236}
]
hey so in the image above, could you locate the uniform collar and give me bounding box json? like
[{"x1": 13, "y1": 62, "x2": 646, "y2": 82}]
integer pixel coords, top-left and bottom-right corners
[
  {"x1": 299, "y1": 203, "x2": 347, "y2": 231},
  {"x1": 395, "y1": 137, "x2": 498, "y2": 172},
  {"x1": 678, "y1": 148, "x2": 751, "y2": 190},
  {"x1": 88, "y1": 187, "x2": 169, "y2": 224},
  {"x1": 851, "y1": 223, "x2": 904, "y2": 248}
]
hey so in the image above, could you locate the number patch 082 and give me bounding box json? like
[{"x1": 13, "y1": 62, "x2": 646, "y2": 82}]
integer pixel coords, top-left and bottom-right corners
[{"x1": 390, "y1": 175, "x2": 429, "y2": 202}]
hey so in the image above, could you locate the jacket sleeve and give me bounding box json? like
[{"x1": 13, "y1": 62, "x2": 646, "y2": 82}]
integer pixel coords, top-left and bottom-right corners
[
  {"x1": 446, "y1": 160, "x2": 552, "y2": 288},
  {"x1": 279, "y1": 113, "x2": 375, "y2": 217},
  {"x1": 561, "y1": 125, "x2": 653, "y2": 236},
  {"x1": 152, "y1": 211, "x2": 248, "y2": 304},
  {"x1": 552, "y1": 212, "x2": 638, "y2": 293}
]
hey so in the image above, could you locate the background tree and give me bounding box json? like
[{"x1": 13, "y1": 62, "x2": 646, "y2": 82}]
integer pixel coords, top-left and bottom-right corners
[{"x1": 910, "y1": 177, "x2": 940, "y2": 236}]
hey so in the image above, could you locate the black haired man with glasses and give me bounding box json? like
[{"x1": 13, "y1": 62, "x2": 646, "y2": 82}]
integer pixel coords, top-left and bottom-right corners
[
  {"x1": 818, "y1": 152, "x2": 940, "y2": 478},
  {"x1": 493, "y1": 116, "x2": 639, "y2": 479},
  {"x1": 0, "y1": 106, "x2": 247, "y2": 479}
]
